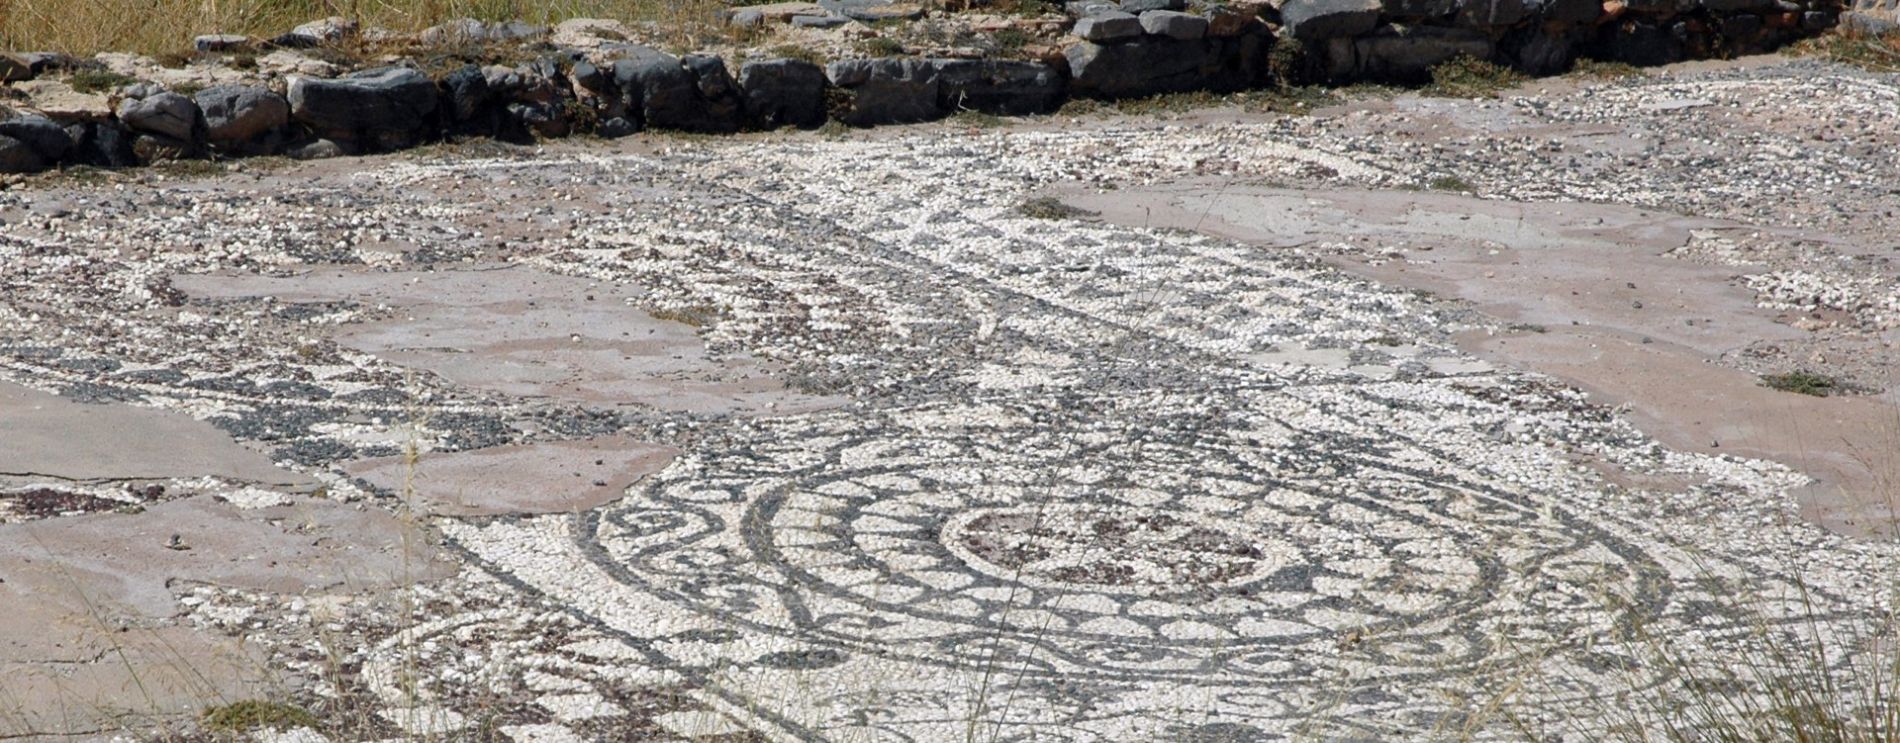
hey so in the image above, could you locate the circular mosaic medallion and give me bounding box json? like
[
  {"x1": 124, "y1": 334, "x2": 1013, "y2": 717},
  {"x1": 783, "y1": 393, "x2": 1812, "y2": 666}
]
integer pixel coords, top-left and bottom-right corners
[{"x1": 584, "y1": 397, "x2": 1674, "y2": 686}]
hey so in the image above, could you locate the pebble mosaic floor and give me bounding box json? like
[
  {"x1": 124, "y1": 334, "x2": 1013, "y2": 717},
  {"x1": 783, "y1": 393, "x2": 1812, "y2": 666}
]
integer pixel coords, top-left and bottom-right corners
[{"x1": 3, "y1": 63, "x2": 1896, "y2": 742}]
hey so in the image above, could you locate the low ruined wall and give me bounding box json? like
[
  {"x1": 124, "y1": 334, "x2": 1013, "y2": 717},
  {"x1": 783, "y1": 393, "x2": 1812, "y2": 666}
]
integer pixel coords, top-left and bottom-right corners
[{"x1": 0, "y1": 0, "x2": 1846, "y2": 174}]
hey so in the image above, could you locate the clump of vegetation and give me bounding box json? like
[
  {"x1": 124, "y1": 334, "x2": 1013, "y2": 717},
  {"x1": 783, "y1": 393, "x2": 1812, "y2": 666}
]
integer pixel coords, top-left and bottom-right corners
[
  {"x1": 2, "y1": 488, "x2": 123, "y2": 518},
  {"x1": 990, "y1": 27, "x2": 1031, "y2": 56},
  {"x1": 561, "y1": 96, "x2": 601, "y2": 134},
  {"x1": 1267, "y1": 36, "x2": 1310, "y2": 88},
  {"x1": 1108, "y1": 90, "x2": 1221, "y2": 115},
  {"x1": 414, "y1": 40, "x2": 542, "y2": 80},
  {"x1": 650, "y1": 305, "x2": 722, "y2": 328},
  {"x1": 404, "y1": 138, "x2": 529, "y2": 161},
  {"x1": 234, "y1": 155, "x2": 297, "y2": 174},
  {"x1": 768, "y1": 43, "x2": 826, "y2": 65},
  {"x1": 1336, "y1": 81, "x2": 1404, "y2": 99},
  {"x1": 985, "y1": 0, "x2": 1060, "y2": 14},
  {"x1": 816, "y1": 118, "x2": 851, "y2": 138},
  {"x1": 950, "y1": 109, "x2": 1007, "y2": 129},
  {"x1": 907, "y1": 17, "x2": 977, "y2": 49},
  {"x1": 1761, "y1": 370, "x2": 1838, "y2": 397},
  {"x1": 1503, "y1": 568, "x2": 1900, "y2": 743},
  {"x1": 150, "y1": 159, "x2": 226, "y2": 179},
  {"x1": 1428, "y1": 174, "x2": 1475, "y2": 192},
  {"x1": 1242, "y1": 85, "x2": 1344, "y2": 114},
  {"x1": 1790, "y1": 27, "x2": 1900, "y2": 73},
  {"x1": 857, "y1": 36, "x2": 906, "y2": 57},
  {"x1": 152, "y1": 49, "x2": 198, "y2": 69},
  {"x1": 37, "y1": 164, "x2": 116, "y2": 188},
  {"x1": 202, "y1": 700, "x2": 318, "y2": 733},
  {"x1": 824, "y1": 86, "x2": 858, "y2": 125},
  {"x1": 306, "y1": 44, "x2": 372, "y2": 70},
  {"x1": 1056, "y1": 96, "x2": 1106, "y2": 117},
  {"x1": 721, "y1": 18, "x2": 767, "y2": 46},
  {"x1": 68, "y1": 68, "x2": 137, "y2": 94},
  {"x1": 1017, "y1": 196, "x2": 1095, "y2": 220},
  {"x1": 1423, "y1": 55, "x2": 1525, "y2": 98},
  {"x1": 1055, "y1": 87, "x2": 1349, "y2": 120},
  {"x1": 1568, "y1": 57, "x2": 1645, "y2": 79}
]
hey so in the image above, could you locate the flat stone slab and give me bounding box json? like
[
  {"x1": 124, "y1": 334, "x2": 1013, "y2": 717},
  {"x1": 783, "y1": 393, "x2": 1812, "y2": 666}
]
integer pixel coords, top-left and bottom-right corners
[
  {"x1": 1139, "y1": 9, "x2": 1210, "y2": 38},
  {"x1": 742, "y1": 1, "x2": 828, "y2": 20},
  {"x1": 818, "y1": 0, "x2": 927, "y2": 20},
  {"x1": 194, "y1": 33, "x2": 255, "y2": 52},
  {"x1": 1075, "y1": 11, "x2": 1143, "y2": 41},
  {"x1": 0, "y1": 493, "x2": 449, "y2": 736},
  {"x1": 791, "y1": 13, "x2": 851, "y2": 27},
  {"x1": 12, "y1": 79, "x2": 113, "y2": 121},
  {"x1": 344, "y1": 435, "x2": 678, "y2": 516},
  {"x1": 0, "y1": 381, "x2": 313, "y2": 486}
]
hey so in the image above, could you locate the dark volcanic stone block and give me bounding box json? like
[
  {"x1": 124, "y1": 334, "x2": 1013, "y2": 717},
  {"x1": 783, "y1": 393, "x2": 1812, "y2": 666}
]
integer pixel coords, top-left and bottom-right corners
[
  {"x1": 740, "y1": 58, "x2": 829, "y2": 129},
  {"x1": 933, "y1": 59, "x2": 1066, "y2": 115},
  {"x1": 288, "y1": 67, "x2": 440, "y2": 151},
  {"x1": 1068, "y1": 37, "x2": 1228, "y2": 98},
  {"x1": 1280, "y1": 0, "x2": 1384, "y2": 39},
  {"x1": 825, "y1": 58, "x2": 945, "y2": 126},
  {"x1": 196, "y1": 85, "x2": 290, "y2": 153}
]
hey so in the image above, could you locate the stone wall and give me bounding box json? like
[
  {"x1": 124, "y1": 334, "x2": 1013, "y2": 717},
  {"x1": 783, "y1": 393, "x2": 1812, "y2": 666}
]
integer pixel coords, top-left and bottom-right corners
[{"x1": 0, "y1": 0, "x2": 1847, "y2": 174}]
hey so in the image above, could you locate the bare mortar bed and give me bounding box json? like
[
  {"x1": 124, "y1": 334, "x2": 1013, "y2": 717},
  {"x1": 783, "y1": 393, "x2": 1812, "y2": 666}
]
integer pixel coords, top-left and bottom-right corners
[{"x1": 1, "y1": 22, "x2": 1899, "y2": 743}]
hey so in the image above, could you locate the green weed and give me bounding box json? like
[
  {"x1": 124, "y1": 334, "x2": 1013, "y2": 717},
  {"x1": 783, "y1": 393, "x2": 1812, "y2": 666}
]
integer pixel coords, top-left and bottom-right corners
[
  {"x1": 1762, "y1": 370, "x2": 1838, "y2": 397},
  {"x1": 1016, "y1": 195, "x2": 1094, "y2": 220},
  {"x1": 68, "y1": 69, "x2": 136, "y2": 94}
]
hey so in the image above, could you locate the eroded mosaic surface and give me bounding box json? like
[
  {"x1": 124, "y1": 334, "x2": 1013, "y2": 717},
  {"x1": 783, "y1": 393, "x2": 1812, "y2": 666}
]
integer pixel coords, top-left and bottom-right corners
[{"x1": 3, "y1": 60, "x2": 1898, "y2": 742}]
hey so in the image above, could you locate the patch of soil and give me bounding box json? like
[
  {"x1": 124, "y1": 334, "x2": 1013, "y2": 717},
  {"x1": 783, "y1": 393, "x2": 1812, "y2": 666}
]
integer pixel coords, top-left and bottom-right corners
[
  {"x1": 2, "y1": 487, "x2": 125, "y2": 518},
  {"x1": 957, "y1": 508, "x2": 1267, "y2": 587}
]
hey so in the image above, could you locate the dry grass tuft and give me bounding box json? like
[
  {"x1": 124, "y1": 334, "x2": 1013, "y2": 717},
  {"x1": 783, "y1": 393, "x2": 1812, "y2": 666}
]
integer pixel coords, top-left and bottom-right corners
[
  {"x1": 201, "y1": 699, "x2": 319, "y2": 733},
  {"x1": 1016, "y1": 195, "x2": 1095, "y2": 220},
  {"x1": 1507, "y1": 571, "x2": 1900, "y2": 743},
  {"x1": 1792, "y1": 26, "x2": 1900, "y2": 72},
  {"x1": 1423, "y1": 55, "x2": 1526, "y2": 98},
  {"x1": 0, "y1": 0, "x2": 726, "y2": 56},
  {"x1": 1568, "y1": 57, "x2": 1646, "y2": 79}
]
